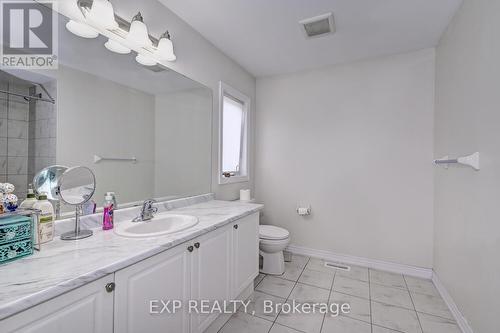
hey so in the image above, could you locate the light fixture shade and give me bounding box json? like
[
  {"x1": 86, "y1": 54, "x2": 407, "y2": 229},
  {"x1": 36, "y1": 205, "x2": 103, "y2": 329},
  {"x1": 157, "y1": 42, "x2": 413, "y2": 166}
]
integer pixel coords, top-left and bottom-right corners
[
  {"x1": 136, "y1": 54, "x2": 157, "y2": 66},
  {"x1": 156, "y1": 31, "x2": 176, "y2": 61},
  {"x1": 126, "y1": 12, "x2": 152, "y2": 48},
  {"x1": 104, "y1": 39, "x2": 131, "y2": 54},
  {"x1": 87, "y1": 0, "x2": 118, "y2": 30},
  {"x1": 66, "y1": 20, "x2": 99, "y2": 39}
]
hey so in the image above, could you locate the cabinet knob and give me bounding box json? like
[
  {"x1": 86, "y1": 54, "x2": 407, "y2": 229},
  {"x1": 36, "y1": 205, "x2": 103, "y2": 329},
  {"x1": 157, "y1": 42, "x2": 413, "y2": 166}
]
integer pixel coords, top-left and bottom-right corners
[
  {"x1": 194, "y1": 242, "x2": 200, "y2": 249},
  {"x1": 187, "y1": 245, "x2": 194, "y2": 252},
  {"x1": 105, "y1": 282, "x2": 115, "y2": 293},
  {"x1": 233, "y1": 224, "x2": 239, "y2": 230}
]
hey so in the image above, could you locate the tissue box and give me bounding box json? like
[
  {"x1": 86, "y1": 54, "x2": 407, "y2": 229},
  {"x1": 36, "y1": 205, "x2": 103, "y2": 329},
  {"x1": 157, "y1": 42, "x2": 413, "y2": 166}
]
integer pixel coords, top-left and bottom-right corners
[{"x1": 0, "y1": 215, "x2": 33, "y2": 264}]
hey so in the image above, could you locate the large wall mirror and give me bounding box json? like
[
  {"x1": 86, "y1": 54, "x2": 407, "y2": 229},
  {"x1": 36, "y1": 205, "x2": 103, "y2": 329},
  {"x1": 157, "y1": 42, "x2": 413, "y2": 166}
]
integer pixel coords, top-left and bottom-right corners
[{"x1": 0, "y1": 4, "x2": 212, "y2": 215}]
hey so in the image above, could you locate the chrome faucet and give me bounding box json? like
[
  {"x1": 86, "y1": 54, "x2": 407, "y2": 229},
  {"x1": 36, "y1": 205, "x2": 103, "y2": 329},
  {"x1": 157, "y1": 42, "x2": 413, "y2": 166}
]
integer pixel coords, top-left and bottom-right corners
[{"x1": 132, "y1": 199, "x2": 158, "y2": 222}]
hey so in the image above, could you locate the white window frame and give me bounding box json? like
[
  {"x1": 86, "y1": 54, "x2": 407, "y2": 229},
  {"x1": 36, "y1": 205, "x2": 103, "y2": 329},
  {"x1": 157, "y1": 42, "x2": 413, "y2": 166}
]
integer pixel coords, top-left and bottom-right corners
[{"x1": 218, "y1": 81, "x2": 250, "y2": 185}]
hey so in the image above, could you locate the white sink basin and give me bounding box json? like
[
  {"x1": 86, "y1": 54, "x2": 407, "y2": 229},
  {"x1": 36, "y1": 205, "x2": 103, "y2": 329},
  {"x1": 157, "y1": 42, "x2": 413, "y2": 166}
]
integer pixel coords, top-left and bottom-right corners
[{"x1": 114, "y1": 213, "x2": 199, "y2": 238}]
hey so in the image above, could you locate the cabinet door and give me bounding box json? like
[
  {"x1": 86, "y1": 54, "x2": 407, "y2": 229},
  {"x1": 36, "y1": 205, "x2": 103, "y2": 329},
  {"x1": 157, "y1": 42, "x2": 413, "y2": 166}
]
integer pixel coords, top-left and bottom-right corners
[
  {"x1": 114, "y1": 244, "x2": 191, "y2": 333},
  {"x1": 1, "y1": 275, "x2": 114, "y2": 333},
  {"x1": 232, "y1": 213, "x2": 259, "y2": 297},
  {"x1": 190, "y1": 225, "x2": 232, "y2": 333}
]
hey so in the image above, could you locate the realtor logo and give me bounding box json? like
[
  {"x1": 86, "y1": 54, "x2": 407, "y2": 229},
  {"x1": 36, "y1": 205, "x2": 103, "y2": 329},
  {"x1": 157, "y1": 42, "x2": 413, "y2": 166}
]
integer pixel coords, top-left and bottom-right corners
[{"x1": 1, "y1": 1, "x2": 57, "y2": 68}]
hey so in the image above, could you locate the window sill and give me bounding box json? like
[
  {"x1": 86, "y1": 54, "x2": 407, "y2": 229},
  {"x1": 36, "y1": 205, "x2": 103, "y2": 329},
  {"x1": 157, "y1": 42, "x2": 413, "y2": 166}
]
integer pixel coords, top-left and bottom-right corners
[{"x1": 218, "y1": 175, "x2": 249, "y2": 185}]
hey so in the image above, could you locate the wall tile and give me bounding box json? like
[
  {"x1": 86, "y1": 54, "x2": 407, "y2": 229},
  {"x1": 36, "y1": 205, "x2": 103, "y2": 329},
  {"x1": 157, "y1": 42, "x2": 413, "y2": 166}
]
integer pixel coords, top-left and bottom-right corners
[
  {"x1": 35, "y1": 138, "x2": 50, "y2": 157},
  {"x1": 8, "y1": 138, "x2": 28, "y2": 156},
  {"x1": 0, "y1": 118, "x2": 7, "y2": 137},
  {"x1": 0, "y1": 137, "x2": 6, "y2": 156},
  {"x1": 7, "y1": 119, "x2": 28, "y2": 139},
  {"x1": 8, "y1": 100, "x2": 29, "y2": 121},
  {"x1": 35, "y1": 118, "x2": 50, "y2": 138},
  {"x1": 0, "y1": 156, "x2": 6, "y2": 175},
  {"x1": 6, "y1": 174, "x2": 28, "y2": 193},
  {"x1": 7, "y1": 156, "x2": 28, "y2": 175}
]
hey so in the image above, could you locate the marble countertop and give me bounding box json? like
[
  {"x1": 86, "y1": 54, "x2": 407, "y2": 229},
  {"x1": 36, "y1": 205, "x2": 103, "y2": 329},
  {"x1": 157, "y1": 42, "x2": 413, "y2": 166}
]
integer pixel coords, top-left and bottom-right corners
[{"x1": 0, "y1": 195, "x2": 263, "y2": 320}]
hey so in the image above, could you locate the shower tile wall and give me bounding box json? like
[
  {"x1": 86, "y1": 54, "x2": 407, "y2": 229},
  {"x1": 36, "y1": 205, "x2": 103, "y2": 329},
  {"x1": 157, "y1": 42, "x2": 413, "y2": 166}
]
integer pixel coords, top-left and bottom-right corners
[
  {"x1": 28, "y1": 82, "x2": 57, "y2": 187},
  {"x1": 0, "y1": 80, "x2": 32, "y2": 200},
  {"x1": 0, "y1": 73, "x2": 56, "y2": 201}
]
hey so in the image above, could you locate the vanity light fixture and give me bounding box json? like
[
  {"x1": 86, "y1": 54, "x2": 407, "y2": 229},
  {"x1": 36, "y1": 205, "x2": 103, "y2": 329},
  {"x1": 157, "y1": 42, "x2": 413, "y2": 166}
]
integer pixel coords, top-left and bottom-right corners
[
  {"x1": 65, "y1": 0, "x2": 98, "y2": 38},
  {"x1": 135, "y1": 54, "x2": 157, "y2": 66},
  {"x1": 66, "y1": 20, "x2": 99, "y2": 38},
  {"x1": 156, "y1": 31, "x2": 176, "y2": 61},
  {"x1": 104, "y1": 38, "x2": 131, "y2": 54},
  {"x1": 65, "y1": 0, "x2": 177, "y2": 65},
  {"x1": 86, "y1": 0, "x2": 118, "y2": 30},
  {"x1": 126, "y1": 12, "x2": 153, "y2": 48}
]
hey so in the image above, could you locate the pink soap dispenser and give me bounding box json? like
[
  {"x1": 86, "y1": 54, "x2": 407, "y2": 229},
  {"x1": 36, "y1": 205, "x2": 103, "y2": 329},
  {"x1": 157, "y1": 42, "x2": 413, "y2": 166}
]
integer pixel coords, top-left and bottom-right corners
[{"x1": 102, "y1": 194, "x2": 114, "y2": 230}]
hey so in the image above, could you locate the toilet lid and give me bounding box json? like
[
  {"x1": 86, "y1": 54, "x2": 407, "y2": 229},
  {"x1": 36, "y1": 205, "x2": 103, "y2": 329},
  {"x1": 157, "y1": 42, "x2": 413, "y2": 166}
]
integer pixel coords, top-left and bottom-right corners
[{"x1": 259, "y1": 225, "x2": 289, "y2": 240}]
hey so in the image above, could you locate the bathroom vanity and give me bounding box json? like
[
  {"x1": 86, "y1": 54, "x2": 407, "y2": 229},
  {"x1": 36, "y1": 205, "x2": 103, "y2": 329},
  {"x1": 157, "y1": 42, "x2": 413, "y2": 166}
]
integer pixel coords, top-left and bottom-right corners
[{"x1": 0, "y1": 196, "x2": 262, "y2": 333}]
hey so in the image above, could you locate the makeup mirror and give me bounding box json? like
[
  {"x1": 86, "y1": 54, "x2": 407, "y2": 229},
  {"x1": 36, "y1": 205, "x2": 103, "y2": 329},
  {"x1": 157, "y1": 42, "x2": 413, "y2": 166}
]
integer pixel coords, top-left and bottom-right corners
[{"x1": 57, "y1": 166, "x2": 96, "y2": 240}]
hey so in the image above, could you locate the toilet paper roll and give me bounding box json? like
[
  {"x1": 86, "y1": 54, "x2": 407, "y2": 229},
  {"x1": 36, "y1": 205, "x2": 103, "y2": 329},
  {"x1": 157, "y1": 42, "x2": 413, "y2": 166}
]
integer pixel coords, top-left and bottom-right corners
[
  {"x1": 240, "y1": 189, "x2": 251, "y2": 201},
  {"x1": 297, "y1": 207, "x2": 311, "y2": 216}
]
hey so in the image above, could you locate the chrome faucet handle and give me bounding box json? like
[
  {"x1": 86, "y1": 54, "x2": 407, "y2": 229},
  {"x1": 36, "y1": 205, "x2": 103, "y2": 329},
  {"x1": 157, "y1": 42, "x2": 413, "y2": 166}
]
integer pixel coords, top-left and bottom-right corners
[{"x1": 141, "y1": 199, "x2": 158, "y2": 220}]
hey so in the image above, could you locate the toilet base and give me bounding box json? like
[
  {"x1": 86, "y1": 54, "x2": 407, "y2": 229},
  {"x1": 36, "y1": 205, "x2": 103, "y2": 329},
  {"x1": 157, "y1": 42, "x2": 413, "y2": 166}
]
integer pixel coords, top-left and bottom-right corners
[{"x1": 260, "y1": 250, "x2": 285, "y2": 275}]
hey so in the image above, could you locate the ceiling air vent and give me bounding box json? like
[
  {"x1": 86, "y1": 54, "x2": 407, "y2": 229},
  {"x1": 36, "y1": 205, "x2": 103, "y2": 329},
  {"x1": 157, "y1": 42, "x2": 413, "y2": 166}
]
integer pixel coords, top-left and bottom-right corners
[{"x1": 299, "y1": 12, "x2": 335, "y2": 39}]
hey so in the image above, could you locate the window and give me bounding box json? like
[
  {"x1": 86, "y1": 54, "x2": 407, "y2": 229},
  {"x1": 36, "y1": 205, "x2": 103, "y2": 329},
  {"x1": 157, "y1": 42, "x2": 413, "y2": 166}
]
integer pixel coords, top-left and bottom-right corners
[{"x1": 219, "y1": 82, "x2": 250, "y2": 184}]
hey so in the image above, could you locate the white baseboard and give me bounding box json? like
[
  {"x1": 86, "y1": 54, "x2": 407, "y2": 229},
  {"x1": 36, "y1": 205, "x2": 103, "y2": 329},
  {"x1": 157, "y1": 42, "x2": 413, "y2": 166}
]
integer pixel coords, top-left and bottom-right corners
[
  {"x1": 432, "y1": 272, "x2": 474, "y2": 333},
  {"x1": 286, "y1": 244, "x2": 473, "y2": 333},
  {"x1": 286, "y1": 244, "x2": 433, "y2": 279}
]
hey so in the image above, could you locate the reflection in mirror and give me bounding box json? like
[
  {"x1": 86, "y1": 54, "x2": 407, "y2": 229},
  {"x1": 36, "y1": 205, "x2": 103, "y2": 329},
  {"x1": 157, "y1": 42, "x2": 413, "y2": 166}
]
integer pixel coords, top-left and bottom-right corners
[
  {"x1": 58, "y1": 166, "x2": 96, "y2": 240},
  {"x1": 57, "y1": 166, "x2": 96, "y2": 206},
  {"x1": 0, "y1": 3, "x2": 212, "y2": 218}
]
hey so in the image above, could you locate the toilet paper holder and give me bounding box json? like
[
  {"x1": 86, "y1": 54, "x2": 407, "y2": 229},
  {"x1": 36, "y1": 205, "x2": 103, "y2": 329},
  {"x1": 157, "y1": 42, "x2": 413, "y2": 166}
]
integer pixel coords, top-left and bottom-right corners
[{"x1": 296, "y1": 206, "x2": 311, "y2": 216}]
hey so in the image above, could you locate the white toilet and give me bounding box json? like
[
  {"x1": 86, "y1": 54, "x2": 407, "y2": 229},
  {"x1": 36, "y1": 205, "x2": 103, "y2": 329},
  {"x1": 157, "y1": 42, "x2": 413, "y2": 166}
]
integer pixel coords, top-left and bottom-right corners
[{"x1": 259, "y1": 225, "x2": 290, "y2": 275}]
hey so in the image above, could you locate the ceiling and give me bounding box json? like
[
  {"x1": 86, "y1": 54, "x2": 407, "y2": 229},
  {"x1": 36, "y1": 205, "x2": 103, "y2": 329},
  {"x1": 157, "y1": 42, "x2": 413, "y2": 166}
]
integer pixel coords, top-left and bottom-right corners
[{"x1": 159, "y1": 0, "x2": 462, "y2": 77}]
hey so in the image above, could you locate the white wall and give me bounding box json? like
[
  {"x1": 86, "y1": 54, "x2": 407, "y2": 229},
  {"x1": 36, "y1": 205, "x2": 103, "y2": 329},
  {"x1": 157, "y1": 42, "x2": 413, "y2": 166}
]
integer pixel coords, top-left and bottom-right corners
[
  {"x1": 434, "y1": 1, "x2": 500, "y2": 332},
  {"x1": 56, "y1": 65, "x2": 155, "y2": 205},
  {"x1": 109, "y1": 0, "x2": 256, "y2": 200},
  {"x1": 256, "y1": 49, "x2": 435, "y2": 268},
  {"x1": 154, "y1": 88, "x2": 212, "y2": 197}
]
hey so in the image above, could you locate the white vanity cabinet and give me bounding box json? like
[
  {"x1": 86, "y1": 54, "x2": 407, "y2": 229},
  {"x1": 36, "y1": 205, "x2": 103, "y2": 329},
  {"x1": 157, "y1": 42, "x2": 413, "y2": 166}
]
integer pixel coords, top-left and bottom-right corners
[
  {"x1": 1, "y1": 275, "x2": 115, "y2": 333},
  {"x1": 190, "y1": 224, "x2": 232, "y2": 333},
  {"x1": 113, "y1": 212, "x2": 258, "y2": 333},
  {"x1": 114, "y1": 243, "x2": 192, "y2": 333},
  {"x1": 1, "y1": 212, "x2": 259, "y2": 333},
  {"x1": 231, "y1": 213, "x2": 259, "y2": 298}
]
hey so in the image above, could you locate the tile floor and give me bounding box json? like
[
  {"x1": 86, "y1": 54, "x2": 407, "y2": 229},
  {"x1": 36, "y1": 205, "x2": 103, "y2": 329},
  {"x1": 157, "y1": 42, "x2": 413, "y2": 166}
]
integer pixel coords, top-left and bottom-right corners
[{"x1": 218, "y1": 255, "x2": 461, "y2": 333}]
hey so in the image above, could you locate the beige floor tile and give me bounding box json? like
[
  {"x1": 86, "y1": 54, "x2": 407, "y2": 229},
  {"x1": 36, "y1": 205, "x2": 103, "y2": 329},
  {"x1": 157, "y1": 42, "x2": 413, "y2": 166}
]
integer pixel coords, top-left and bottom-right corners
[
  {"x1": 418, "y1": 312, "x2": 461, "y2": 333},
  {"x1": 371, "y1": 283, "x2": 414, "y2": 309},
  {"x1": 329, "y1": 291, "x2": 371, "y2": 323},
  {"x1": 219, "y1": 311, "x2": 273, "y2": 333},
  {"x1": 298, "y1": 269, "x2": 334, "y2": 290},
  {"x1": 370, "y1": 269, "x2": 407, "y2": 289},
  {"x1": 335, "y1": 265, "x2": 369, "y2": 282},
  {"x1": 256, "y1": 276, "x2": 295, "y2": 298},
  {"x1": 240, "y1": 291, "x2": 285, "y2": 321},
  {"x1": 411, "y1": 292, "x2": 453, "y2": 320},
  {"x1": 404, "y1": 276, "x2": 440, "y2": 297},
  {"x1": 269, "y1": 323, "x2": 304, "y2": 333},
  {"x1": 276, "y1": 306, "x2": 325, "y2": 333},
  {"x1": 289, "y1": 283, "x2": 330, "y2": 303},
  {"x1": 333, "y1": 276, "x2": 369, "y2": 299},
  {"x1": 279, "y1": 262, "x2": 304, "y2": 282},
  {"x1": 322, "y1": 315, "x2": 371, "y2": 333},
  {"x1": 371, "y1": 301, "x2": 422, "y2": 333}
]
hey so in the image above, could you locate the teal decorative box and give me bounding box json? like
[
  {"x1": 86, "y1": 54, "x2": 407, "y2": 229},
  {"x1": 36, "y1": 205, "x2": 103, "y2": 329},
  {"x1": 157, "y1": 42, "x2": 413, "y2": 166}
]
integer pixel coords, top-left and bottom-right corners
[{"x1": 0, "y1": 215, "x2": 33, "y2": 264}]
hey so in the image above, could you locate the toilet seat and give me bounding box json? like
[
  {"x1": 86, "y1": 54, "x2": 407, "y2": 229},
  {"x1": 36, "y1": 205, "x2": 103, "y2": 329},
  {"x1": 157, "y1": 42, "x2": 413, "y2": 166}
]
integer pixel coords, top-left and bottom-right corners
[{"x1": 259, "y1": 225, "x2": 289, "y2": 240}]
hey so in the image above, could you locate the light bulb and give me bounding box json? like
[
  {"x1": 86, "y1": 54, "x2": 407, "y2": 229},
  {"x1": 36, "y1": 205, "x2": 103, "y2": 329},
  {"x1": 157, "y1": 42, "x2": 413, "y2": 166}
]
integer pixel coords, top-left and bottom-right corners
[
  {"x1": 66, "y1": 20, "x2": 99, "y2": 38},
  {"x1": 87, "y1": 0, "x2": 118, "y2": 30},
  {"x1": 156, "y1": 31, "x2": 176, "y2": 62},
  {"x1": 126, "y1": 12, "x2": 152, "y2": 48},
  {"x1": 136, "y1": 54, "x2": 157, "y2": 66},
  {"x1": 104, "y1": 39, "x2": 131, "y2": 54}
]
